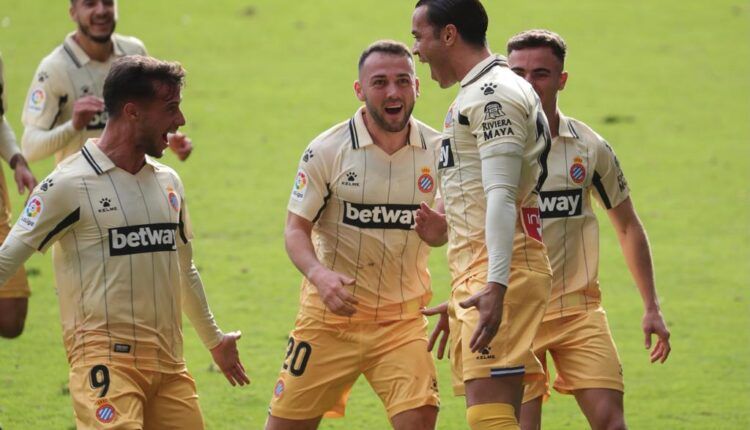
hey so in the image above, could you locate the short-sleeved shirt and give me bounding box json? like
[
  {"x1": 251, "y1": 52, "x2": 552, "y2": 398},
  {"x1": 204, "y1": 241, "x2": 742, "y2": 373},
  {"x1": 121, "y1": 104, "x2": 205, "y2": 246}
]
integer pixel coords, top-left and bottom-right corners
[
  {"x1": 0, "y1": 55, "x2": 20, "y2": 225},
  {"x1": 539, "y1": 114, "x2": 630, "y2": 321},
  {"x1": 22, "y1": 33, "x2": 146, "y2": 164},
  {"x1": 9, "y1": 139, "x2": 193, "y2": 373},
  {"x1": 439, "y1": 55, "x2": 552, "y2": 287},
  {"x1": 288, "y1": 107, "x2": 441, "y2": 323}
]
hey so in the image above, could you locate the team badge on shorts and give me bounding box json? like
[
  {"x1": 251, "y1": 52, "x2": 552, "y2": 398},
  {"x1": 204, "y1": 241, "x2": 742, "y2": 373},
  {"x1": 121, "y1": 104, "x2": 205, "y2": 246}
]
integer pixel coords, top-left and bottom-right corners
[
  {"x1": 95, "y1": 403, "x2": 116, "y2": 424},
  {"x1": 569, "y1": 157, "x2": 586, "y2": 184},
  {"x1": 418, "y1": 168, "x2": 434, "y2": 193},
  {"x1": 273, "y1": 379, "x2": 285, "y2": 399},
  {"x1": 168, "y1": 191, "x2": 180, "y2": 212}
]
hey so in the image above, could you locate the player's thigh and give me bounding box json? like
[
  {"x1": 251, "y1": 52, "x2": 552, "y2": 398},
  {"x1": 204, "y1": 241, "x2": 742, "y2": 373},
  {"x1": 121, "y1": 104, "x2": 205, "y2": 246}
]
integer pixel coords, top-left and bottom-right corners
[
  {"x1": 265, "y1": 415, "x2": 322, "y2": 430},
  {"x1": 69, "y1": 364, "x2": 149, "y2": 429},
  {"x1": 520, "y1": 395, "x2": 543, "y2": 430},
  {"x1": 549, "y1": 309, "x2": 624, "y2": 395},
  {"x1": 268, "y1": 315, "x2": 361, "y2": 421},
  {"x1": 363, "y1": 317, "x2": 440, "y2": 421},
  {"x1": 390, "y1": 405, "x2": 438, "y2": 430},
  {"x1": 143, "y1": 371, "x2": 204, "y2": 430},
  {"x1": 454, "y1": 271, "x2": 550, "y2": 390}
]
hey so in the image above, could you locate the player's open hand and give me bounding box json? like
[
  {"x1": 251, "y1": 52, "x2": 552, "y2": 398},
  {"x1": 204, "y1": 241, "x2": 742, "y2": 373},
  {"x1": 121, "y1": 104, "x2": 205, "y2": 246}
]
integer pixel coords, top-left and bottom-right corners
[
  {"x1": 414, "y1": 202, "x2": 448, "y2": 247},
  {"x1": 72, "y1": 96, "x2": 104, "y2": 130},
  {"x1": 10, "y1": 155, "x2": 37, "y2": 197},
  {"x1": 210, "y1": 331, "x2": 250, "y2": 387},
  {"x1": 309, "y1": 266, "x2": 358, "y2": 317},
  {"x1": 643, "y1": 309, "x2": 671, "y2": 363},
  {"x1": 459, "y1": 282, "x2": 506, "y2": 353},
  {"x1": 422, "y1": 301, "x2": 450, "y2": 359},
  {"x1": 167, "y1": 132, "x2": 193, "y2": 161}
]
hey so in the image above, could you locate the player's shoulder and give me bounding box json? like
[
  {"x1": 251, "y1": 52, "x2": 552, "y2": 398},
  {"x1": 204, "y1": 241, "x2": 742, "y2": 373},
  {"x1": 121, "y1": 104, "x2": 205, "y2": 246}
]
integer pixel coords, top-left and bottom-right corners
[
  {"x1": 35, "y1": 44, "x2": 69, "y2": 74},
  {"x1": 464, "y1": 62, "x2": 535, "y2": 110},
  {"x1": 306, "y1": 118, "x2": 353, "y2": 154},
  {"x1": 112, "y1": 34, "x2": 147, "y2": 55},
  {"x1": 411, "y1": 117, "x2": 442, "y2": 145},
  {"x1": 563, "y1": 115, "x2": 609, "y2": 148}
]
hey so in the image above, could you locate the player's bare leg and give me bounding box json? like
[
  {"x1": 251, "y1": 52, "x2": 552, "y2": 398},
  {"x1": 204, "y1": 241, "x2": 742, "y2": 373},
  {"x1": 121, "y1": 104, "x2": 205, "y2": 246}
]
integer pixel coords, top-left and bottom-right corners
[
  {"x1": 465, "y1": 375, "x2": 524, "y2": 428},
  {"x1": 265, "y1": 415, "x2": 322, "y2": 430},
  {"x1": 519, "y1": 395, "x2": 542, "y2": 430},
  {"x1": 574, "y1": 388, "x2": 626, "y2": 430},
  {"x1": 391, "y1": 405, "x2": 437, "y2": 430},
  {"x1": 0, "y1": 297, "x2": 27, "y2": 338}
]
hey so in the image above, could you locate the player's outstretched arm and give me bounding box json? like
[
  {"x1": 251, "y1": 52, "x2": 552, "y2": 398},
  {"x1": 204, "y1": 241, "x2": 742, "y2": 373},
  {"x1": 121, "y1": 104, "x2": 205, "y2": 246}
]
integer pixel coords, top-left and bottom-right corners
[
  {"x1": 285, "y1": 212, "x2": 358, "y2": 316},
  {"x1": 415, "y1": 200, "x2": 448, "y2": 247},
  {"x1": 0, "y1": 236, "x2": 35, "y2": 338},
  {"x1": 167, "y1": 132, "x2": 192, "y2": 161},
  {"x1": 177, "y1": 241, "x2": 249, "y2": 385},
  {"x1": 607, "y1": 196, "x2": 671, "y2": 363},
  {"x1": 422, "y1": 302, "x2": 450, "y2": 359}
]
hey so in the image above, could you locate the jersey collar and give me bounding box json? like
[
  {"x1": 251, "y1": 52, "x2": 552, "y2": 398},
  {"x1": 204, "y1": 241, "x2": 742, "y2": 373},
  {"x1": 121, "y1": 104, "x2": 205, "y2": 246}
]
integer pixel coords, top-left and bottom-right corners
[
  {"x1": 63, "y1": 32, "x2": 126, "y2": 67},
  {"x1": 460, "y1": 54, "x2": 508, "y2": 88},
  {"x1": 557, "y1": 112, "x2": 580, "y2": 139},
  {"x1": 82, "y1": 139, "x2": 162, "y2": 175},
  {"x1": 349, "y1": 106, "x2": 427, "y2": 150}
]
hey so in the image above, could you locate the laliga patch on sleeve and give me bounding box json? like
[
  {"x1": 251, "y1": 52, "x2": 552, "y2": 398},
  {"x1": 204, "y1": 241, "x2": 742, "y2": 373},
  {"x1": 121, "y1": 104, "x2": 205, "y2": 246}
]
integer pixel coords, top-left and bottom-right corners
[
  {"x1": 18, "y1": 195, "x2": 44, "y2": 230},
  {"x1": 27, "y1": 88, "x2": 46, "y2": 114},
  {"x1": 291, "y1": 169, "x2": 308, "y2": 202}
]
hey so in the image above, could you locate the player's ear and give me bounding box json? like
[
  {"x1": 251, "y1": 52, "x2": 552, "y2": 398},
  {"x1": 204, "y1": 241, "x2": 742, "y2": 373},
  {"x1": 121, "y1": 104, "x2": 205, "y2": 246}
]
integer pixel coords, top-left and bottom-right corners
[
  {"x1": 559, "y1": 71, "x2": 568, "y2": 91},
  {"x1": 415, "y1": 76, "x2": 420, "y2": 98},
  {"x1": 123, "y1": 102, "x2": 138, "y2": 121},
  {"x1": 354, "y1": 80, "x2": 365, "y2": 102},
  {"x1": 443, "y1": 24, "x2": 457, "y2": 47}
]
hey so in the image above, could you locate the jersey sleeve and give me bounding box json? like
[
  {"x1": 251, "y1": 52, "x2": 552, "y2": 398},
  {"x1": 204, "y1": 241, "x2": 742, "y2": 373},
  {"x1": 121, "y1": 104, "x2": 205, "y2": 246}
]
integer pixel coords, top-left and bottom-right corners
[
  {"x1": 591, "y1": 138, "x2": 630, "y2": 210},
  {"x1": 21, "y1": 58, "x2": 67, "y2": 131},
  {"x1": 464, "y1": 86, "x2": 529, "y2": 160},
  {"x1": 177, "y1": 180, "x2": 194, "y2": 244},
  {"x1": 287, "y1": 141, "x2": 331, "y2": 221},
  {"x1": 9, "y1": 171, "x2": 80, "y2": 252}
]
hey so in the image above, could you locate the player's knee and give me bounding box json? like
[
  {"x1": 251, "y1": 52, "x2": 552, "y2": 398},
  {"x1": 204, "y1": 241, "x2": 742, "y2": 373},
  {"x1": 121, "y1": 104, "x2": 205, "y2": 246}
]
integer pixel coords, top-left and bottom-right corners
[
  {"x1": 466, "y1": 403, "x2": 519, "y2": 430},
  {"x1": 0, "y1": 319, "x2": 25, "y2": 338}
]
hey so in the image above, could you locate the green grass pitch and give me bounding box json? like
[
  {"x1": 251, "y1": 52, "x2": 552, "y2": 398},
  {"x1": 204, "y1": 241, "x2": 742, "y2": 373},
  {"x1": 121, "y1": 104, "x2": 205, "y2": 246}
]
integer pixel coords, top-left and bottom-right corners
[{"x1": 0, "y1": 0, "x2": 748, "y2": 428}]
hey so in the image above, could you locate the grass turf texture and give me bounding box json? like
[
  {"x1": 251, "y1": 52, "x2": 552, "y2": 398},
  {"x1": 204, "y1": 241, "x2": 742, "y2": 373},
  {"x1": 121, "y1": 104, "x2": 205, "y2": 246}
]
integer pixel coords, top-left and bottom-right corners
[{"x1": 0, "y1": 0, "x2": 748, "y2": 428}]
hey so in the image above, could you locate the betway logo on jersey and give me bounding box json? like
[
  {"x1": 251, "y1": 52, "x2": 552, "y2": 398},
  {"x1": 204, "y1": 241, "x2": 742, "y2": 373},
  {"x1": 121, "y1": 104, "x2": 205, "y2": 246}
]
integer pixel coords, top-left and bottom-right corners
[
  {"x1": 108, "y1": 223, "x2": 179, "y2": 256},
  {"x1": 343, "y1": 202, "x2": 420, "y2": 230},
  {"x1": 539, "y1": 190, "x2": 583, "y2": 218}
]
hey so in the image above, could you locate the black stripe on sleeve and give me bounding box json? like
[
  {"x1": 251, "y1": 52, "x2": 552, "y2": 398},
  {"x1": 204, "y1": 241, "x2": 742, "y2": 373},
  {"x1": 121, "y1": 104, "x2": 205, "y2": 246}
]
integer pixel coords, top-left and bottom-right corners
[
  {"x1": 178, "y1": 206, "x2": 189, "y2": 244},
  {"x1": 311, "y1": 184, "x2": 331, "y2": 224},
  {"x1": 62, "y1": 43, "x2": 82, "y2": 68},
  {"x1": 534, "y1": 113, "x2": 552, "y2": 192},
  {"x1": 592, "y1": 171, "x2": 613, "y2": 209},
  {"x1": 81, "y1": 146, "x2": 103, "y2": 175},
  {"x1": 48, "y1": 95, "x2": 68, "y2": 130},
  {"x1": 38, "y1": 207, "x2": 80, "y2": 251},
  {"x1": 458, "y1": 113, "x2": 470, "y2": 126}
]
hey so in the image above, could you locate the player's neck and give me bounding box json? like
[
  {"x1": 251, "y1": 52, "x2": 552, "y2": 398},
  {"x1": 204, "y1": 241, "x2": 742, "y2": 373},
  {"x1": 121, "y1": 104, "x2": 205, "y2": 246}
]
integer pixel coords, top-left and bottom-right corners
[
  {"x1": 72, "y1": 32, "x2": 113, "y2": 63},
  {"x1": 362, "y1": 111, "x2": 409, "y2": 155},
  {"x1": 547, "y1": 106, "x2": 561, "y2": 139},
  {"x1": 453, "y1": 46, "x2": 492, "y2": 83},
  {"x1": 97, "y1": 125, "x2": 146, "y2": 175}
]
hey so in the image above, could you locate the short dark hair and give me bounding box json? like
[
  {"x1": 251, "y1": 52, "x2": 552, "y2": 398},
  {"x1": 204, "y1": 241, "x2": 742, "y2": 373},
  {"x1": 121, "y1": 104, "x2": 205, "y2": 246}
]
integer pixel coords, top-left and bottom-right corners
[
  {"x1": 414, "y1": 0, "x2": 488, "y2": 48},
  {"x1": 506, "y1": 29, "x2": 567, "y2": 65},
  {"x1": 358, "y1": 40, "x2": 413, "y2": 72},
  {"x1": 104, "y1": 55, "x2": 185, "y2": 117}
]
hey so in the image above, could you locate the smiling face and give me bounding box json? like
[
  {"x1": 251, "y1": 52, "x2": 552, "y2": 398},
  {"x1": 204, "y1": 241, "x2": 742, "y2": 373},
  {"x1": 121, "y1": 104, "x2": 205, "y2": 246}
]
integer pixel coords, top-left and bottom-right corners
[
  {"x1": 130, "y1": 82, "x2": 185, "y2": 158},
  {"x1": 508, "y1": 46, "x2": 567, "y2": 115},
  {"x1": 70, "y1": 0, "x2": 117, "y2": 44},
  {"x1": 411, "y1": 5, "x2": 455, "y2": 88},
  {"x1": 355, "y1": 52, "x2": 419, "y2": 133}
]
